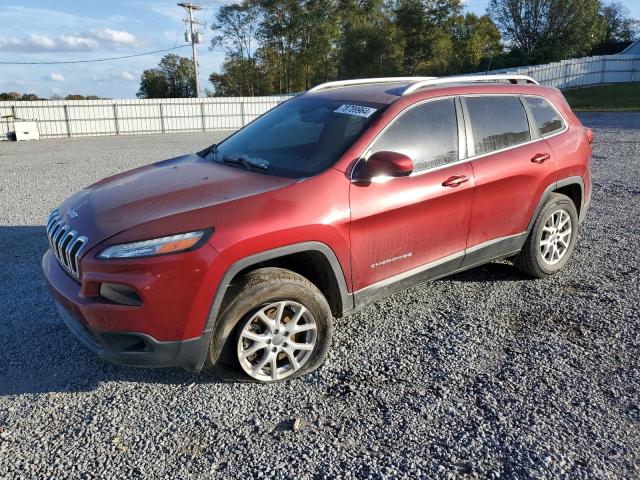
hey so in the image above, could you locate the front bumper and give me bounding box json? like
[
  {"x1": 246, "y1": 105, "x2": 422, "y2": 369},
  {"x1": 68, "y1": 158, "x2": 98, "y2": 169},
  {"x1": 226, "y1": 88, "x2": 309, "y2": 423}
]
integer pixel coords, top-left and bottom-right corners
[
  {"x1": 42, "y1": 245, "x2": 227, "y2": 371},
  {"x1": 54, "y1": 301, "x2": 210, "y2": 371}
]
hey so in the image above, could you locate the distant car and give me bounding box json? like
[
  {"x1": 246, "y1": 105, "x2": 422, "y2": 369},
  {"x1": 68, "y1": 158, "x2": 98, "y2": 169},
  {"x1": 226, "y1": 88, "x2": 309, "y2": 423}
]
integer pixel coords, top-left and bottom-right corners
[{"x1": 43, "y1": 75, "x2": 592, "y2": 382}]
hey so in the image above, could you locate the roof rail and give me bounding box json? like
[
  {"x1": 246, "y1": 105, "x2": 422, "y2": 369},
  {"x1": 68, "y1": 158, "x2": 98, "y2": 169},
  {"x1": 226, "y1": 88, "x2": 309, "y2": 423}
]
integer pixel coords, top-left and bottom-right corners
[
  {"x1": 307, "y1": 74, "x2": 539, "y2": 95},
  {"x1": 402, "y1": 74, "x2": 539, "y2": 95},
  {"x1": 308, "y1": 77, "x2": 437, "y2": 93}
]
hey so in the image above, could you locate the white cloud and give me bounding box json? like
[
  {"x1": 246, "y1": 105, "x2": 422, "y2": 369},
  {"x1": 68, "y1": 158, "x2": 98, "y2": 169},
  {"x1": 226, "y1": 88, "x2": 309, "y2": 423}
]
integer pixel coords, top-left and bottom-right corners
[
  {"x1": 59, "y1": 34, "x2": 99, "y2": 50},
  {"x1": 0, "y1": 29, "x2": 136, "y2": 53},
  {"x1": 0, "y1": 33, "x2": 94, "y2": 52},
  {"x1": 121, "y1": 72, "x2": 136, "y2": 81},
  {"x1": 27, "y1": 34, "x2": 56, "y2": 49},
  {"x1": 50, "y1": 73, "x2": 66, "y2": 82},
  {"x1": 90, "y1": 28, "x2": 137, "y2": 45}
]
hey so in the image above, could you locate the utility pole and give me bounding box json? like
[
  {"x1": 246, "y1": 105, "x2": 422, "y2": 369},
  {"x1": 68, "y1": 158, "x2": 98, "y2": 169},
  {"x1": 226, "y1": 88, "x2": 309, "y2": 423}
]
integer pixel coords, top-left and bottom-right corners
[{"x1": 178, "y1": 2, "x2": 203, "y2": 98}]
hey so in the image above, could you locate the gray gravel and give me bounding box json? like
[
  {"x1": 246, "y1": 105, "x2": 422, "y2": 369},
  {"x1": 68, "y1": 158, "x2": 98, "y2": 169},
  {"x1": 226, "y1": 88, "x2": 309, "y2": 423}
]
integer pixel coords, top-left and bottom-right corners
[{"x1": 1, "y1": 114, "x2": 639, "y2": 479}]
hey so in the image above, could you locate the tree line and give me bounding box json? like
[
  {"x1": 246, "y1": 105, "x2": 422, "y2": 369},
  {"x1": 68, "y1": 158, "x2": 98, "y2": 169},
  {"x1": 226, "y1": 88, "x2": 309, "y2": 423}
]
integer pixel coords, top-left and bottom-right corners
[
  {"x1": 0, "y1": 92, "x2": 104, "y2": 101},
  {"x1": 137, "y1": 0, "x2": 637, "y2": 97},
  {"x1": 3, "y1": 0, "x2": 637, "y2": 101},
  {"x1": 207, "y1": 0, "x2": 503, "y2": 96}
]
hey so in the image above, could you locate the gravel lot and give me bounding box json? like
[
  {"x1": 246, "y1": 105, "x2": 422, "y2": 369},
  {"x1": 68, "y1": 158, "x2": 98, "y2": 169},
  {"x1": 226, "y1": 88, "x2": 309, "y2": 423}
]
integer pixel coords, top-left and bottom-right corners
[{"x1": 1, "y1": 112, "x2": 639, "y2": 478}]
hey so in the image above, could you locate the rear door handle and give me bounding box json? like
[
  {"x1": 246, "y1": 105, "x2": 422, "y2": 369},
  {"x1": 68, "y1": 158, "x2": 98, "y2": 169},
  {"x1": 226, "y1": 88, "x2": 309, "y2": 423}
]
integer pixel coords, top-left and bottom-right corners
[
  {"x1": 531, "y1": 153, "x2": 551, "y2": 164},
  {"x1": 442, "y1": 175, "x2": 469, "y2": 187}
]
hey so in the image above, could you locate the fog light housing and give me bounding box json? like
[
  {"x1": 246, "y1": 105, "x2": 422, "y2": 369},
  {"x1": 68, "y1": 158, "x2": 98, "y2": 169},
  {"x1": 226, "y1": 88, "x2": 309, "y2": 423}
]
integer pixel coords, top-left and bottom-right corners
[{"x1": 100, "y1": 283, "x2": 143, "y2": 306}]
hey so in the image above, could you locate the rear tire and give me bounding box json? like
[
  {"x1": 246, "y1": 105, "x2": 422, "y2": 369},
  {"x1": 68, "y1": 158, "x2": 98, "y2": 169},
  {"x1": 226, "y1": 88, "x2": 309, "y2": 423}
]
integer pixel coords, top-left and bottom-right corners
[
  {"x1": 204, "y1": 267, "x2": 333, "y2": 383},
  {"x1": 514, "y1": 193, "x2": 579, "y2": 278}
]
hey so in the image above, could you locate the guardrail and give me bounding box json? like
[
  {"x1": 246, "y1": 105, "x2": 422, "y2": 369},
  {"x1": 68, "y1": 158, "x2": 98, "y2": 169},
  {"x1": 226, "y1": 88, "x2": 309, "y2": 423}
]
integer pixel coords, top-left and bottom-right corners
[
  {"x1": 0, "y1": 96, "x2": 291, "y2": 140},
  {"x1": 486, "y1": 54, "x2": 640, "y2": 89}
]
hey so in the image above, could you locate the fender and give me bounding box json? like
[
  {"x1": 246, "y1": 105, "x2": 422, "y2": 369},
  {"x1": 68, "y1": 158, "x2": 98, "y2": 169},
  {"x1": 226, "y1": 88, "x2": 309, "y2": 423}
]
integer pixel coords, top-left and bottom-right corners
[{"x1": 194, "y1": 241, "x2": 354, "y2": 371}]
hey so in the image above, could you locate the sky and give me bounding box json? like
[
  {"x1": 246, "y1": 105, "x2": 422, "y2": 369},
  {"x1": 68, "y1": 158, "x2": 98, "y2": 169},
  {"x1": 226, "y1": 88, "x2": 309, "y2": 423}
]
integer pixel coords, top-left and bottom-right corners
[{"x1": 0, "y1": 0, "x2": 639, "y2": 99}]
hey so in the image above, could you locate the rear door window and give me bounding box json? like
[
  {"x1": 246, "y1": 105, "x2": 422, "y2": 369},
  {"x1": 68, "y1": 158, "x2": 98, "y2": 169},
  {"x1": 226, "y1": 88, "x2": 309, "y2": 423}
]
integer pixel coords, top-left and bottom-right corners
[
  {"x1": 466, "y1": 96, "x2": 531, "y2": 155},
  {"x1": 525, "y1": 96, "x2": 565, "y2": 136},
  {"x1": 370, "y1": 98, "x2": 459, "y2": 171}
]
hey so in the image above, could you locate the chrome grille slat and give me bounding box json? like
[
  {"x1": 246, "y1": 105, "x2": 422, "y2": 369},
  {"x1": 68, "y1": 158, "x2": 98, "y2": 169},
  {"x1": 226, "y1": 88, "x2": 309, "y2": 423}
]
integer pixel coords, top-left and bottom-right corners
[
  {"x1": 46, "y1": 209, "x2": 89, "y2": 279},
  {"x1": 54, "y1": 225, "x2": 69, "y2": 260},
  {"x1": 71, "y1": 237, "x2": 88, "y2": 273},
  {"x1": 49, "y1": 222, "x2": 62, "y2": 249},
  {"x1": 63, "y1": 230, "x2": 78, "y2": 266}
]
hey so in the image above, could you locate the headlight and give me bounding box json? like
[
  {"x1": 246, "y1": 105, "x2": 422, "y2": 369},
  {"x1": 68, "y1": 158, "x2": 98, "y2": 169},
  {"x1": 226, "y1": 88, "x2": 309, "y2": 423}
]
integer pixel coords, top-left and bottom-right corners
[{"x1": 98, "y1": 230, "x2": 209, "y2": 259}]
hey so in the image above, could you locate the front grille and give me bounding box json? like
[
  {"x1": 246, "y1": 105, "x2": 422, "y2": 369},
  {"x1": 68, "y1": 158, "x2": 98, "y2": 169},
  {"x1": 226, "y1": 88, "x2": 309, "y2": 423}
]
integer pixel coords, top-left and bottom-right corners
[{"x1": 47, "y1": 209, "x2": 88, "y2": 279}]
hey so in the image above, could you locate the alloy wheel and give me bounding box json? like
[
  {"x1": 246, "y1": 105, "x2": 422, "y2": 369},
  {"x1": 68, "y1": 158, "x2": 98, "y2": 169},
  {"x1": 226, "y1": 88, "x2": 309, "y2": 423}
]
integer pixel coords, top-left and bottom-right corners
[
  {"x1": 539, "y1": 209, "x2": 572, "y2": 265},
  {"x1": 237, "y1": 300, "x2": 317, "y2": 381}
]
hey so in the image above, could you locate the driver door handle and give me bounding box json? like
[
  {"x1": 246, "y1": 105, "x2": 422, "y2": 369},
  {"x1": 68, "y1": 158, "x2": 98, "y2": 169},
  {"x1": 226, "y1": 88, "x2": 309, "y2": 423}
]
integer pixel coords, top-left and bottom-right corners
[
  {"x1": 442, "y1": 175, "x2": 469, "y2": 187},
  {"x1": 531, "y1": 153, "x2": 551, "y2": 164}
]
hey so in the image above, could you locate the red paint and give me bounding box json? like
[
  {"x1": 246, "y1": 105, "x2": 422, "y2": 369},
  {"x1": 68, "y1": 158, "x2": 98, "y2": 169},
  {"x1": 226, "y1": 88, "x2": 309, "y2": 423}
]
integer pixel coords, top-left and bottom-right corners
[
  {"x1": 350, "y1": 161, "x2": 475, "y2": 289},
  {"x1": 365, "y1": 151, "x2": 414, "y2": 177},
  {"x1": 43, "y1": 81, "x2": 592, "y2": 349}
]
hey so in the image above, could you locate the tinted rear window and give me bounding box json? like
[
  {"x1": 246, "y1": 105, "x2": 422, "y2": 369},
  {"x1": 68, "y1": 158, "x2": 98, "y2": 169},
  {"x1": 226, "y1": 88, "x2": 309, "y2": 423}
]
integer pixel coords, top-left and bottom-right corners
[
  {"x1": 466, "y1": 96, "x2": 531, "y2": 155},
  {"x1": 370, "y1": 99, "x2": 458, "y2": 171},
  {"x1": 525, "y1": 96, "x2": 565, "y2": 136}
]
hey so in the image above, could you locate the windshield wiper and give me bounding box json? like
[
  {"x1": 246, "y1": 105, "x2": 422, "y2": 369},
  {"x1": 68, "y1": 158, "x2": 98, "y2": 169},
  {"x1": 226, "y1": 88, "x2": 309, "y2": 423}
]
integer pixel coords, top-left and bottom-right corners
[
  {"x1": 222, "y1": 154, "x2": 270, "y2": 172},
  {"x1": 198, "y1": 143, "x2": 217, "y2": 160}
]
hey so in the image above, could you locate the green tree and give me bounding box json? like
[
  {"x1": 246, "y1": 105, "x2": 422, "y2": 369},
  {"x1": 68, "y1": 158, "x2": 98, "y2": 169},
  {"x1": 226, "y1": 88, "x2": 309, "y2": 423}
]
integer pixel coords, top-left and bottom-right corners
[
  {"x1": 337, "y1": 0, "x2": 403, "y2": 78},
  {"x1": 137, "y1": 54, "x2": 196, "y2": 98},
  {"x1": 600, "y1": 1, "x2": 639, "y2": 42},
  {"x1": 296, "y1": 0, "x2": 340, "y2": 89},
  {"x1": 65, "y1": 94, "x2": 103, "y2": 100},
  {"x1": 210, "y1": 57, "x2": 268, "y2": 96},
  {"x1": 0, "y1": 92, "x2": 21, "y2": 101},
  {"x1": 18, "y1": 93, "x2": 41, "y2": 101},
  {"x1": 488, "y1": 0, "x2": 605, "y2": 62},
  {"x1": 256, "y1": 0, "x2": 306, "y2": 92},
  {"x1": 210, "y1": 2, "x2": 262, "y2": 95},
  {"x1": 393, "y1": 0, "x2": 464, "y2": 75},
  {"x1": 206, "y1": 0, "x2": 503, "y2": 95},
  {"x1": 451, "y1": 13, "x2": 501, "y2": 72}
]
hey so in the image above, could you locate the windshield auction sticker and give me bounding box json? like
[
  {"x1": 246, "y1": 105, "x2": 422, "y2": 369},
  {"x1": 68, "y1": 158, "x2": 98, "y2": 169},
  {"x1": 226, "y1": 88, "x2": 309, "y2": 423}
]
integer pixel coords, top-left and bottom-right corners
[{"x1": 334, "y1": 104, "x2": 377, "y2": 118}]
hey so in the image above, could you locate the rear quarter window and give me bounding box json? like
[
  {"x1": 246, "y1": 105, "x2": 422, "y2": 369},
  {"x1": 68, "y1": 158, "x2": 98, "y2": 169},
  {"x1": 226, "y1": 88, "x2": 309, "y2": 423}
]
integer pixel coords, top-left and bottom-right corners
[
  {"x1": 525, "y1": 96, "x2": 565, "y2": 136},
  {"x1": 466, "y1": 96, "x2": 531, "y2": 155}
]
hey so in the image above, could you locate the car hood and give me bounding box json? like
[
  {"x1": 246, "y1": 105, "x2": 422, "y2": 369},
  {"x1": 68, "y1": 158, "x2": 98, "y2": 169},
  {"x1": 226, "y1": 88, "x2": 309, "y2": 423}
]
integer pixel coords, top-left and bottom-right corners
[{"x1": 57, "y1": 153, "x2": 296, "y2": 249}]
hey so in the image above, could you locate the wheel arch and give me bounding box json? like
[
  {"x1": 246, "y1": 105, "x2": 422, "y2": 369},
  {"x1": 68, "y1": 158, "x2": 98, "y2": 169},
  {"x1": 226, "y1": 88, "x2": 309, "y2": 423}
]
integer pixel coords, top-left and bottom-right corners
[
  {"x1": 527, "y1": 176, "x2": 585, "y2": 233},
  {"x1": 197, "y1": 242, "x2": 353, "y2": 370},
  {"x1": 554, "y1": 181, "x2": 583, "y2": 217}
]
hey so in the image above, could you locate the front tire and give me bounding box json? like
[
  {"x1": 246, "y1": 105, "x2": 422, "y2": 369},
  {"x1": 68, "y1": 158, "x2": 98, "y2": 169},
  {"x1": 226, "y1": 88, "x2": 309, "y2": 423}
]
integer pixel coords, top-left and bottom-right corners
[
  {"x1": 204, "y1": 267, "x2": 333, "y2": 383},
  {"x1": 514, "y1": 193, "x2": 579, "y2": 278}
]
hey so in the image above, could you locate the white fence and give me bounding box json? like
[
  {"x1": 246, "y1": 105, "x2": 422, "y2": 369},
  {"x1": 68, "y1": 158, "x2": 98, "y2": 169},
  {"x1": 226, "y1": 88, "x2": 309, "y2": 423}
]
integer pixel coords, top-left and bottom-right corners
[
  {"x1": 487, "y1": 54, "x2": 640, "y2": 89},
  {"x1": 2, "y1": 53, "x2": 639, "y2": 141},
  {"x1": 0, "y1": 96, "x2": 290, "y2": 140}
]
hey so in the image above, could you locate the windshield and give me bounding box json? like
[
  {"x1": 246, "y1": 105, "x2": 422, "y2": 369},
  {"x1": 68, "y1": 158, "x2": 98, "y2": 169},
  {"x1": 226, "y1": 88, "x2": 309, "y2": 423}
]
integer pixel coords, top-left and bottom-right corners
[{"x1": 205, "y1": 96, "x2": 385, "y2": 178}]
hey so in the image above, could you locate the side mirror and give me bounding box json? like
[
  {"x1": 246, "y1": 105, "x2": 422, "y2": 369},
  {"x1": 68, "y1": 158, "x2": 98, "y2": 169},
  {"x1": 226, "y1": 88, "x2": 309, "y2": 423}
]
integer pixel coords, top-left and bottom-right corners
[{"x1": 359, "y1": 151, "x2": 413, "y2": 179}]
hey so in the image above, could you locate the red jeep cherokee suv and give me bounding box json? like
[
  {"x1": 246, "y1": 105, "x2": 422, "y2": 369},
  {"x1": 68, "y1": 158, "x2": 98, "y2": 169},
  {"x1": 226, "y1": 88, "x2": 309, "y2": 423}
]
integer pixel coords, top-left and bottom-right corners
[{"x1": 43, "y1": 75, "x2": 592, "y2": 382}]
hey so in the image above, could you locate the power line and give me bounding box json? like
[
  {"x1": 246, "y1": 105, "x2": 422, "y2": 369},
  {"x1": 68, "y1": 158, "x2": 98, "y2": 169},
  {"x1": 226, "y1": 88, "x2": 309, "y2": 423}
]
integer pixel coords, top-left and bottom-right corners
[{"x1": 0, "y1": 45, "x2": 190, "y2": 65}]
